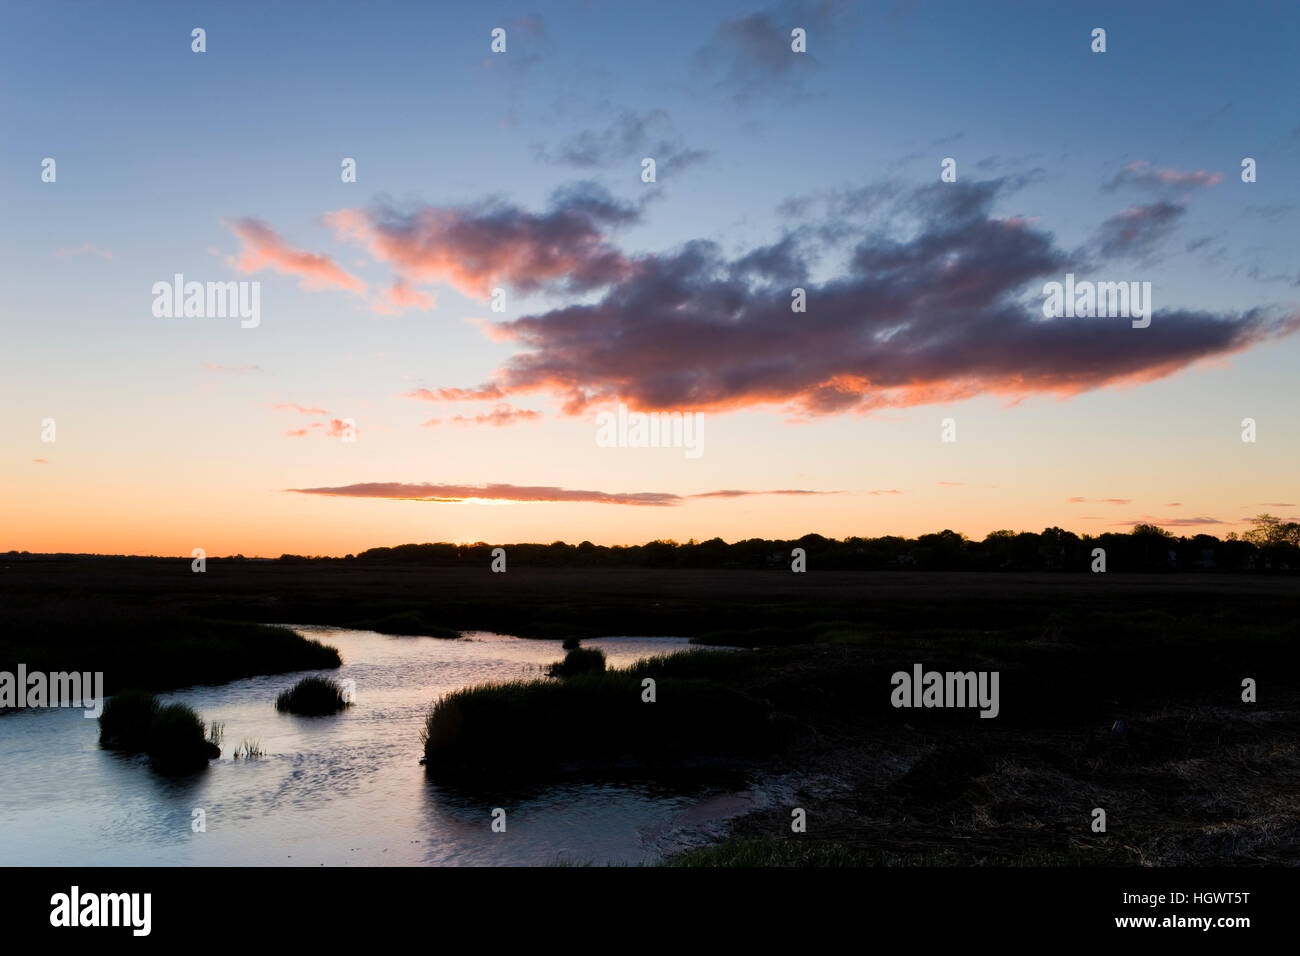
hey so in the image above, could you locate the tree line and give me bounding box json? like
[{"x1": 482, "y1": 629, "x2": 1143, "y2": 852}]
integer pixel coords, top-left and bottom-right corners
[{"x1": 271, "y1": 515, "x2": 1300, "y2": 572}]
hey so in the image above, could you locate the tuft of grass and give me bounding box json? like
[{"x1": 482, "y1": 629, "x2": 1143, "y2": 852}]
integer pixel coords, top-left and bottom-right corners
[
  {"x1": 275, "y1": 675, "x2": 351, "y2": 716},
  {"x1": 207, "y1": 721, "x2": 224, "y2": 749},
  {"x1": 99, "y1": 691, "x2": 215, "y2": 773},
  {"x1": 149, "y1": 703, "x2": 212, "y2": 774},
  {"x1": 98, "y1": 689, "x2": 159, "y2": 751},
  {"x1": 233, "y1": 738, "x2": 264, "y2": 759},
  {"x1": 561, "y1": 636, "x2": 582, "y2": 651},
  {"x1": 547, "y1": 646, "x2": 606, "y2": 677}
]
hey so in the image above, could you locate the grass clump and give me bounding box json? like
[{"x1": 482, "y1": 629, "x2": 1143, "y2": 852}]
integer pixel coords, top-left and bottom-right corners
[
  {"x1": 98, "y1": 689, "x2": 160, "y2": 751},
  {"x1": 547, "y1": 646, "x2": 606, "y2": 677},
  {"x1": 149, "y1": 703, "x2": 213, "y2": 773},
  {"x1": 275, "y1": 675, "x2": 351, "y2": 715},
  {"x1": 233, "y1": 738, "x2": 264, "y2": 759},
  {"x1": 99, "y1": 690, "x2": 216, "y2": 774}
]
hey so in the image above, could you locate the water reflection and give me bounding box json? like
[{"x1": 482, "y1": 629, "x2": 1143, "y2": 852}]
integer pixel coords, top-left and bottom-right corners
[{"x1": 0, "y1": 628, "x2": 739, "y2": 866}]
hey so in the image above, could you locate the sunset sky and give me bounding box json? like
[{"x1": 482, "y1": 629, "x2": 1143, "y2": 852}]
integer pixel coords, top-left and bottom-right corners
[{"x1": 3, "y1": 0, "x2": 1298, "y2": 556}]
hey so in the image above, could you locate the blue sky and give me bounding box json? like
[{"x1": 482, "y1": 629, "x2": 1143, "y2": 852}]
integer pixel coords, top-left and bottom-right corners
[{"x1": 2, "y1": 0, "x2": 1297, "y2": 555}]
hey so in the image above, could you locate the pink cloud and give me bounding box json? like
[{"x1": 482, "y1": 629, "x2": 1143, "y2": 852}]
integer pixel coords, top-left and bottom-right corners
[
  {"x1": 1108, "y1": 161, "x2": 1223, "y2": 191},
  {"x1": 422, "y1": 404, "x2": 541, "y2": 427},
  {"x1": 372, "y1": 279, "x2": 436, "y2": 315},
  {"x1": 688, "y1": 489, "x2": 843, "y2": 499},
  {"x1": 404, "y1": 385, "x2": 507, "y2": 402},
  {"x1": 287, "y1": 482, "x2": 837, "y2": 506},
  {"x1": 324, "y1": 184, "x2": 636, "y2": 298},
  {"x1": 284, "y1": 418, "x2": 352, "y2": 438},
  {"x1": 225, "y1": 217, "x2": 366, "y2": 292}
]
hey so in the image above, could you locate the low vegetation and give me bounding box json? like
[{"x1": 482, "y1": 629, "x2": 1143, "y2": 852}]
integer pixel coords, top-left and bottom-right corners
[
  {"x1": 233, "y1": 738, "x2": 264, "y2": 759},
  {"x1": 276, "y1": 675, "x2": 351, "y2": 716},
  {"x1": 0, "y1": 598, "x2": 342, "y2": 700},
  {"x1": 422, "y1": 651, "x2": 784, "y2": 782},
  {"x1": 99, "y1": 691, "x2": 218, "y2": 774},
  {"x1": 547, "y1": 646, "x2": 606, "y2": 677}
]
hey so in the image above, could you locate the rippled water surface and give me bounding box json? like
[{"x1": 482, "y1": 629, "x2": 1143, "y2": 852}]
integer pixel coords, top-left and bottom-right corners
[{"x1": 0, "y1": 629, "x2": 743, "y2": 866}]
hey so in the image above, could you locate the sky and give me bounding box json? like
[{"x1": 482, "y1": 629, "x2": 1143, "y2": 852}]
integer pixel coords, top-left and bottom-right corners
[{"x1": 2, "y1": 0, "x2": 1298, "y2": 556}]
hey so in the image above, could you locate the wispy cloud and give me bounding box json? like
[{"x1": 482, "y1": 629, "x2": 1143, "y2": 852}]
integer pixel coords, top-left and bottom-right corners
[
  {"x1": 1089, "y1": 201, "x2": 1186, "y2": 261},
  {"x1": 535, "y1": 109, "x2": 709, "y2": 173},
  {"x1": 1103, "y1": 160, "x2": 1223, "y2": 193},
  {"x1": 1113, "y1": 515, "x2": 1224, "y2": 527},
  {"x1": 284, "y1": 418, "x2": 351, "y2": 438},
  {"x1": 371, "y1": 278, "x2": 435, "y2": 315},
  {"x1": 404, "y1": 385, "x2": 506, "y2": 402},
  {"x1": 688, "y1": 489, "x2": 843, "y2": 499},
  {"x1": 422, "y1": 404, "x2": 541, "y2": 427},
  {"x1": 692, "y1": 0, "x2": 851, "y2": 104},
  {"x1": 225, "y1": 217, "x2": 366, "y2": 292},
  {"x1": 287, "y1": 482, "x2": 839, "y2": 506}
]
